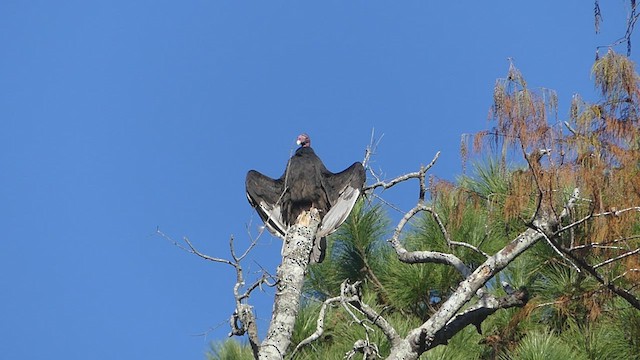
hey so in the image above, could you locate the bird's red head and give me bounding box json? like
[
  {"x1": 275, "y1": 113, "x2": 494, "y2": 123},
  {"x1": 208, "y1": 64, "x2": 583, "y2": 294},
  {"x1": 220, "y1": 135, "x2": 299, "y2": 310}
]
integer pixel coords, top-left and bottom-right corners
[{"x1": 296, "y1": 133, "x2": 311, "y2": 147}]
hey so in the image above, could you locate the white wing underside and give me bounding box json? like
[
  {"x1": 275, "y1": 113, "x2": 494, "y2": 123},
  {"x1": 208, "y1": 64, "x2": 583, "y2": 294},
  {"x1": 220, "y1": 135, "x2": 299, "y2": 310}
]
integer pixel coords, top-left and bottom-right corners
[
  {"x1": 318, "y1": 184, "x2": 360, "y2": 238},
  {"x1": 246, "y1": 192, "x2": 287, "y2": 239},
  {"x1": 251, "y1": 185, "x2": 360, "y2": 240}
]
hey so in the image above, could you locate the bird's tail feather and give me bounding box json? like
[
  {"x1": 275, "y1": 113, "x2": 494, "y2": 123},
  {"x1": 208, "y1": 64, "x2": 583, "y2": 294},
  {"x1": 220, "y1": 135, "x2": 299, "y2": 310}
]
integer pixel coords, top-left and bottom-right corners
[{"x1": 310, "y1": 236, "x2": 326, "y2": 264}]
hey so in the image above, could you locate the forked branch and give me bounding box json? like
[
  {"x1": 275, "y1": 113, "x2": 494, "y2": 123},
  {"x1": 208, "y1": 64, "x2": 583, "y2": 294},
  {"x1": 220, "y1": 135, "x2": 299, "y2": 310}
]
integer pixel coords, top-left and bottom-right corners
[
  {"x1": 156, "y1": 228, "x2": 272, "y2": 357},
  {"x1": 292, "y1": 280, "x2": 399, "y2": 359}
]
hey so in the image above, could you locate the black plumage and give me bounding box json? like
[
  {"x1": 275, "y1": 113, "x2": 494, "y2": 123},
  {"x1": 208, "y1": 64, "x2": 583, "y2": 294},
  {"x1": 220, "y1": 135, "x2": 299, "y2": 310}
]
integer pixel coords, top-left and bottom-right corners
[{"x1": 246, "y1": 133, "x2": 365, "y2": 263}]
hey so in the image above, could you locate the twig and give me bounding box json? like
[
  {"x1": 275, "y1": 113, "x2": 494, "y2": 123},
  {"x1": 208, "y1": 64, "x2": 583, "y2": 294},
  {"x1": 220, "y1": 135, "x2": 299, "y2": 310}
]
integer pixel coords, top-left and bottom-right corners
[
  {"x1": 290, "y1": 295, "x2": 343, "y2": 358},
  {"x1": 365, "y1": 152, "x2": 440, "y2": 192},
  {"x1": 184, "y1": 236, "x2": 234, "y2": 265},
  {"x1": 238, "y1": 272, "x2": 276, "y2": 301},
  {"x1": 424, "y1": 207, "x2": 490, "y2": 258},
  {"x1": 367, "y1": 192, "x2": 405, "y2": 214},
  {"x1": 555, "y1": 206, "x2": 640, "y2": 234},
  {"x1": 292, "y1": 280, "x2": 400, "y2": 358},
  {"x1": 593, "y1": 248, "x2": 640, "y2": 269},
  {"x1": 156, "y1": 228, "x2": 235, "y2": 266},
  {"x1": 564, "y1": 121, "x2": 578, "y2": 135},
  {"x1": 238, "y1": 226, "x2": 262, "y2": 262},
  {"x1": 388, "y1": 203, "x2": 471, "y2": 277},
  {"x1": 362, "y1": 128, "x2": 384, "y2": 169},
  {"x1": 534, "y1": 227, "x2": 581, "y2": 273},
  {"x1": 611, "y1": 269, "x2": 640, "y2": 283},
  {"x1": 546, "y1": 236, "x2": 640, "y2": 310},
  {"x1": 570, "y1": 234, "x2": 640, "y2": 251}
]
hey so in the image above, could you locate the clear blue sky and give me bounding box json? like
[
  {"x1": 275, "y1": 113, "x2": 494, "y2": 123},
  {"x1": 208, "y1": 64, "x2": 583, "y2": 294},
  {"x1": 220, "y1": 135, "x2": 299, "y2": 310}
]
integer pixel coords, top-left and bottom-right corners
[{"x1": 1, "y1": 1, "x2": 635, "y2": 359}]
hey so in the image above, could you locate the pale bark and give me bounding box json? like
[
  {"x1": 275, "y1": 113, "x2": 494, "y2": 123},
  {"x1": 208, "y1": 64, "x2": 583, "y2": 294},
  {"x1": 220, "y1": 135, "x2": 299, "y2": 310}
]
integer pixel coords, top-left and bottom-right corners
[
  {"x1": 431, "y1": 289, "x2": 528, "y2": 346},
  {"x1": 387, "y1": 227, "x2": 545, "y2": 359},
  {"x1": 258, "y1": 209, "x2": 321, "y2": 360}
]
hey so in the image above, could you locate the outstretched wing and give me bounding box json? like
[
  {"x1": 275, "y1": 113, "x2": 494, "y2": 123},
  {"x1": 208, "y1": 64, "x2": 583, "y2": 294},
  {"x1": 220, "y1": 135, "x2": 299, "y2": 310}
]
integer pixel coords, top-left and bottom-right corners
[
  {"x1": 317, "y1": 162, "x2": 366, "y2": 238},
  {"x1": 245, "y1": 170, "x2": 287, "y2": 239}
]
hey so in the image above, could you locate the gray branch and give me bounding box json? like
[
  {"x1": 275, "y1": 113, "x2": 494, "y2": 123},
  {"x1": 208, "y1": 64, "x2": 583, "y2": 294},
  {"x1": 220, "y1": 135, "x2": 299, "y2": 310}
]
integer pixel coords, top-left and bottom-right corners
[
  {"x1": 387, "y1": 227, "x2": 545, "y2": 359},
  {"x1": 388, "y1": 204, "x2": 471, "y2": 278},
  {"x1": 292, "y1": 280, "x2": 400, "y2": 358},
  {"x1": 365, "y1": 152, "x2": 440, "y2": 192},
  {"x1": 290, "y1": 295, "x2": 343, "y2": 357},
  {"x1": 156, "y1": 228, "x2": 267, "y2": 357},
  {"x1": 424, "y1": 207, "x2": 489, "y2": 258},
  {"x1": 431, "y1": 289, "x2": 529, "y2": 347},
  {"x1": 593, "y1": 248, "x2": 640, "y2": 269}
]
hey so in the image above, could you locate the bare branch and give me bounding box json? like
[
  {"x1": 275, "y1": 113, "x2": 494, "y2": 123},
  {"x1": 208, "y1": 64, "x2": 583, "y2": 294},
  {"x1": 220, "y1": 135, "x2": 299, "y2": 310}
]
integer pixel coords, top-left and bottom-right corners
[
  {"x1": 290, "y1": 295, "x2": 343, "y2": 357},
  {"x1": 612, "y1": 269, "x2": 640, "y2": 283},
  {"x1": 238, "y1": 227, "x2": 262, "y2": 262},
  {"x1": 596, "y1": 0, "x2": 640, "y2": 55},
  {"x1": 387, "y1": 227, "x2": 545, "y2": 359},
  {"x1": 354, "y1": 296, "x2": 401, "y2": 347},
  {"x1": 238, "y1": 272, "x2": 276, "y2": 302},
  {"x1": 423, "y1": 206, "x2": 452, "y2": 243},
  {"x1": 292, "y1": 280, "x2": 400, "y2": 358},
  {"x1": 570, "y1": 235, "x2": 640, "y2": 251},
  {"x1": 362, "y1": 128, "x2": 383, "y2": 169},
  {"x1": 183, "y1": 236, "x2": 233, "y2": 265},
  {"x1": 534, "y1": 227, "x2": 581, "y2": 273},
  {"x1": 229, "y1": 303, "x2": 260, "y2": 357},
  {"x1": 156, "y1": 227, "x2": 272, "y2": 356},
  {"x1": 367, "y1": 192, "x2": 405, "y2": 214},
  {"x1": 345, "y1": 339, "x2": 381, "y2": 360},
  {"x1": 431, "y1": 290, "x2": 529, "y2": 347},
  {"x1": 387, "y1": 203, "x2": 471, "y2": 277},
  {"x1": 593, "y1": 248, "x2": 640, "y2": 269},
  {"x1": 339, "y1": 283, "x2": 372, "y2": 331},
  {"x1": 546, "y1": 236, "x2": 640, "y2": 310},
  {"x1": 156, "y1": 228, "x2": 235, "y2": 266},
  {"x1": 424, "y1": 207, "x2": 490, "y2": 258},
  {"x1": 365, "y1": 170, "x2": 425, "y2": 192},
  {"x1": 555, "y1": 206, "x2": 640, "y2": 234},
  {"x1": 389, "y1": 204, "x2": 423, "y2": 244},
  {"x1": 365, "y1": 152, "x2": 440, "y2": 192}
]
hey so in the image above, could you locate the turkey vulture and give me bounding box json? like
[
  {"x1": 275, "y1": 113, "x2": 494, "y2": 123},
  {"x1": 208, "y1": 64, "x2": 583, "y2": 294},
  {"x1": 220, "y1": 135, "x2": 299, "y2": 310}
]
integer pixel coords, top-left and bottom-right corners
[{"x1": 246, "y1": 133, "x2": 366, "y2": 263}]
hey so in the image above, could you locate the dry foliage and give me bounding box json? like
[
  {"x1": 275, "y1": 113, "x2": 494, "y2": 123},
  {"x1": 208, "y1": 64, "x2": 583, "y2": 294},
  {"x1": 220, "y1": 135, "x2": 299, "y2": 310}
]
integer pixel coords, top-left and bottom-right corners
[{"x1": 459, "y1": 51, "x2": 640, "y2": 298}]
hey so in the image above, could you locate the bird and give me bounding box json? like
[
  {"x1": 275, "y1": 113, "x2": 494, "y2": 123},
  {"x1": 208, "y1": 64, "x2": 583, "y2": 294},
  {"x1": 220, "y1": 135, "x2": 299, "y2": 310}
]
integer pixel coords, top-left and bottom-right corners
[{"x1": 245, "y1": 133, "x2": 366, "y2": 263}]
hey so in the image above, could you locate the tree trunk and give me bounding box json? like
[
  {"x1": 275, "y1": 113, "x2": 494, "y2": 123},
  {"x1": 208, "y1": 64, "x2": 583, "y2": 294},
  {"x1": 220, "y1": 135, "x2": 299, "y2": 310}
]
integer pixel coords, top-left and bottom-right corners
[{"x1": 258, "y1": 209, "x2": 321, "y2": 360}]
